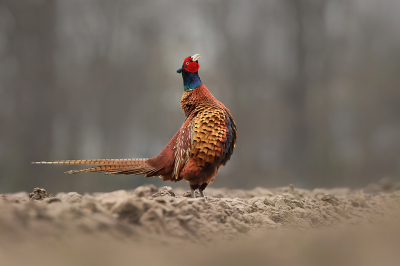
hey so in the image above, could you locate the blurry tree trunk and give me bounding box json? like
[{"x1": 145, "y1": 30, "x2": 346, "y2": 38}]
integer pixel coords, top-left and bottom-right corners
[
  {"x1": 3, "y1": 1, "x2": 56, "y2": 191},
  {"x1": 283, "y1": 0, "x2": 308, "y2": 184},
  {"x1": 207, "y1": 0, "x2": 268, "y2": 188}
]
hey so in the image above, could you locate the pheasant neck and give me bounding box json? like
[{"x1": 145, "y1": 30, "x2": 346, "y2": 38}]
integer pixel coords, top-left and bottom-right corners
[{"x1": 182, "y1": 71, "x2": 202, "y2": 91}]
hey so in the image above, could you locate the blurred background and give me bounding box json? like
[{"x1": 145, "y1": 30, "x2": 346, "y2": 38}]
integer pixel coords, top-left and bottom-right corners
[{"x1": 0, "y1": 0, "x2": 399, "y2": 194}]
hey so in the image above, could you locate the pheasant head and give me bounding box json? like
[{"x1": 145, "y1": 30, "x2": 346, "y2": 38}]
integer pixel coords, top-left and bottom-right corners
[{"x1": 177, "y1": 54, "x2": 202, "y2": 91}]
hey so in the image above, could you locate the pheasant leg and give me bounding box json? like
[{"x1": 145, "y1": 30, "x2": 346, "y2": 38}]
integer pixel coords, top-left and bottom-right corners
[{"x1": 199, "y1": 189, "x2": 207, "y2": 203}]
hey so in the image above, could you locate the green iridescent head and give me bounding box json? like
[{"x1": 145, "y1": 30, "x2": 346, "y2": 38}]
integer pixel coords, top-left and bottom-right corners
[{"x1": 177, "y1": 54, "x2": 203, "y2": 91}]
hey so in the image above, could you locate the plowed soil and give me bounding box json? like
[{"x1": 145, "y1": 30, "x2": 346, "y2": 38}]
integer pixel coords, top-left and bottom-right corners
[{"x1": 1, "y1": 182, "x2": 400, "y2": 266}]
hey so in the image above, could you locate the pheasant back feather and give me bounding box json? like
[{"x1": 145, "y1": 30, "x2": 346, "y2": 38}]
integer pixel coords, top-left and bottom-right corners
[{"x1": 192, "y1": 105, "x2": 228, "y2": 167}]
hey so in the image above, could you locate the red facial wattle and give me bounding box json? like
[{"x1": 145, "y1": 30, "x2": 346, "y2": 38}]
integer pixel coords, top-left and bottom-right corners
[
  {"x1": 183, "y1": 58, "x2": 200, "y2": 73},
  {"x1": 186, "y1": 62, "x2": 199, "y2": 73}
]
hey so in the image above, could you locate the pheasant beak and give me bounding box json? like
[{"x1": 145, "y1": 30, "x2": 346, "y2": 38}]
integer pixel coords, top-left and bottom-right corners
[{"x1": 191, "y1": 54, "x2": 201, "y2": 62}]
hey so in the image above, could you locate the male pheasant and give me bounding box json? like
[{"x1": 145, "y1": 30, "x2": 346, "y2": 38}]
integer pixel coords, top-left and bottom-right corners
[{"x1": 33, "y1": 54, "x2": 237, "y2": 201}]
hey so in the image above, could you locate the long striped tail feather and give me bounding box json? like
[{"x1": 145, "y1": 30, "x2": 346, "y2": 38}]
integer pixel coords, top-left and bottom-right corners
[
  {"x1": 32, "y1": 159, "x2": 160, "y2": 177},
  {"x1": 32, "y1": 159, "x2": 147, "y2": 166}
]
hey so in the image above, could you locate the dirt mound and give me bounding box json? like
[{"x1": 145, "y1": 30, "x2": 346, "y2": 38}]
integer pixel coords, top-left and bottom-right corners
[
  {"x1": 0, "y1": 185, "x2": 399, "y2": 265},
  {"x1": 1, "y1": 185, "x2": 399, "y2": 241}
]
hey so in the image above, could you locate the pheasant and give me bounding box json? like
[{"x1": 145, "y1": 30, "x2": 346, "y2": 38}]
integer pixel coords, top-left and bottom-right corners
[{"x1": 33, "y1": 54, "x2": 237, "y2": 201}]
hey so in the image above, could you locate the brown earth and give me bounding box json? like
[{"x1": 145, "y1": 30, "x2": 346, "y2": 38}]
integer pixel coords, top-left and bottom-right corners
[{"x1": 1, "y1": 181, "x2": 400, "y2": 266}]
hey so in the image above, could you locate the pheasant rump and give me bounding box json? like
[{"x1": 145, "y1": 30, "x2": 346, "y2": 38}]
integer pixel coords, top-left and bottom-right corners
[{"x1": 33, "y1": 54, "x2": 237, "y2": 201}]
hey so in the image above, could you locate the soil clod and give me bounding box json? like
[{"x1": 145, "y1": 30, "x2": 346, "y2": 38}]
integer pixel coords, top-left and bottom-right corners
[{"x1": 28, "y1": 187, "x2": 51, "y2": 201}]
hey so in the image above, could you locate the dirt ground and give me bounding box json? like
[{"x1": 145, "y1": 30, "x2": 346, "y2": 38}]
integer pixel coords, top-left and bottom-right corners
[{"x1": 1, "y1": 181, "x2": 400, "y2": 266}]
